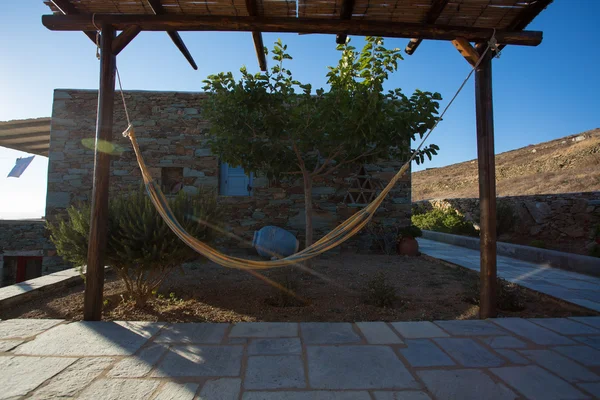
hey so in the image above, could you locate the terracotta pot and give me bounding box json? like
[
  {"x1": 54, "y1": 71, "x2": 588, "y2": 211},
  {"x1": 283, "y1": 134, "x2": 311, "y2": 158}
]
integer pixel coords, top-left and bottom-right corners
[{"x1": 397, "y1": 237, "x2": 419, "y2": 256}]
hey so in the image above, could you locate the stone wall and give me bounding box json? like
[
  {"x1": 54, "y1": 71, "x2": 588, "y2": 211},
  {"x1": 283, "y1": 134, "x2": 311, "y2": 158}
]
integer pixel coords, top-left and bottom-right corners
[
  {"x1": 414, "y1": 192, "x2": 600, "y2": 255},
  {"x1": 47, "y1": 89, "x2": 411, "y2": 252}
]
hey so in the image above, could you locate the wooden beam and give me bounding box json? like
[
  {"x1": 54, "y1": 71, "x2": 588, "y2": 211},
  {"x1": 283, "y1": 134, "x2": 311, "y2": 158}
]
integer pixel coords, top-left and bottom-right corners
[
  {"x1": 498, "y1": 0, "x2": 553, "y2": 52},
  {"x1": 42, "y1": 15, "x2": 544, "y2": 46},
  {"x1": 251, "y1": 32, "x2": 267, "y2": 71},
  {"x1": 146, "y1": 0, "x2": 198, "y2": 70},
  {"x1": 475, "y1": 50, "x2": 497, "y2": 319},
  {"x1": 50, "y1": 0, "x2": 97, "y2": 43},
  {"x1": 336, "y1": 0, "x2": 356, "y2": 45},
  {"x1": 83, "y1": 23, "x2": 117, "y2": 321},
  {"x1": 405, "y1": 0, "x2": 449, "y2": 55},
  {"x1": 245, "y1": 0, "x2": 267, "y2": 71},
  {"x1": 112, "y1": 25, "x2": 142, "y2": 55},
  {"x1": 452, "y1": 37, "x2": 479, "y2": 67},
  {"x1": 166, "y1": 31, "x2": 198, "y2": 70}
]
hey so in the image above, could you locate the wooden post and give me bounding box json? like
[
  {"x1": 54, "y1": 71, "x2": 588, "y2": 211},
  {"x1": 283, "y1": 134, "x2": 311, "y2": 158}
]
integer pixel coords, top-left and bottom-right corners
[
  {"x1": 475, "y1": 50, "x2": 497, "y2": 319},
  {"x1": 83, "y1": 24, "x2": 116, "y2": 321}
]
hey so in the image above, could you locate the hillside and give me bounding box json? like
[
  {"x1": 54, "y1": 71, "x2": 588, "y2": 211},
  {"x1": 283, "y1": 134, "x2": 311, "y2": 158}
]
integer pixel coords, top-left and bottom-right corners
[{"x1": 412, "y1": 128, "x2": 600, "y2": 201}]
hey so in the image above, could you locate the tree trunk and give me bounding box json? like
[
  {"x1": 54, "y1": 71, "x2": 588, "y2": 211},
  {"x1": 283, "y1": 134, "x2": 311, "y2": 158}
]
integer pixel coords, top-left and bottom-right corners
[{"x1": 302, "y1": 170, "x2": 313, "y2": 249}]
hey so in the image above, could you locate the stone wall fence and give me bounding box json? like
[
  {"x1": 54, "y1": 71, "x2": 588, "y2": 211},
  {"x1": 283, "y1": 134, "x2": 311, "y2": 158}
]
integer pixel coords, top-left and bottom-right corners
[{"x1": 413, "y1": 192, "x2": 600, "y2": 255}]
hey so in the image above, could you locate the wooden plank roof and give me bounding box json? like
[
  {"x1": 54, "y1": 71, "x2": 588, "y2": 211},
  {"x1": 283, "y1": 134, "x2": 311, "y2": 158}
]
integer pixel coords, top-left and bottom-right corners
[
  {"x1": 0, "y1": 118, "x2": 50, "y2": 157},
  {"x1": 44, "y1": 0, "x2": 544, "y2": 30}
]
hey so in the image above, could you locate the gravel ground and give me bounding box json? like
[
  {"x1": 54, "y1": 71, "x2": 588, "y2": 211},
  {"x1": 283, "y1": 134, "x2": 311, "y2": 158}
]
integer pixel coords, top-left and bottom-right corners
[{"x1": 2, "y1": 252, "x2": 596, "y2": 322}]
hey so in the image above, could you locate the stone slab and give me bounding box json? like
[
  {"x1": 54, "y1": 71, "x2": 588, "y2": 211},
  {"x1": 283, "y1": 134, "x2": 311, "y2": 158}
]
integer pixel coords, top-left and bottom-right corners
[
  {"x1": 391, "y1": 321, "x2": 450, "y2": 339},
  {"x1": 417, "y1": 369, "x2": 517, "y2": 400},
  {"x1": 0, "y1": 319, "x2": 63, "y2": 339},
  {"x1": 479, "y1": 335, "x2": 527, "y2": 349},
  {"x1": 30, "y1": 357, "x2": 115, "y2": 399},
  {"x1": 495, "y1": 349, "x2": 529, "y2": 365},
  {"x1": 577, "y1": 383, "x2": 600, "y2": 398},
  {"x1": 373, "y1": 392, "x2": 432, "y2": 400},
  {"x1": 491, "y1": 318, "x2": 575, "y2": 345},
  {"x1": 570, "y1": 317, "x2": 600, "y2": 329},
  {"x1": 248, "y1": 338, "x2": 302, "y2": 355},
  {"x1": 15, "y1": 321, "x2": 164, "y2": 356},
  {"x1": 152, "y1": 345, "x2": 243, "y2": 377},
  {"x1": 243, "y1": 392, "x2": 371, "y2": 400},
  {"x1": 199, "y1": 378, "x2": 241, "y2": 400},
  {"x1": 154, "y1": 382, "x2": 199, "y2": 400},
  {"x1": 573, "y1": 335, "x2": 600, "y2": 350},
  {"x1": 154, "y1": 323, "x2": 228, "y2": 344},
  {"x1": 490, "y1": 365, "x2": 588, "y2": 400},
  {"x1": 552, "y1": 345, "x2": 600, "y2": 367},
  {"x1": 0, "y1": 339, "x2": 24, "y2": 352},
  {"x1": 301, "y1": 323, "x2": 361, "y2": 344},
  {"x1": 520, "y1": 350, "x2": 599, "y2": 383},
  {"x1": 434, "y1": 320, "x2": 507, "y2": 336},
  {"x1": 108, "y1": 343, "x2": 168, "y2": 377},
  {"x1": 398, "y1": 339, "x2": 455, "y2": 367},
  {"x1": 245, "y1": 355, "x2": 306, "y2": 389},
  {"x1": 356, "y1": 322, "x2": 404, "y2": 344},
  {"x1": 433, "y1": 338, "x2": 504, "y2": 367},
  {"x1": 229, "y1": 322, "x2": 298, "y2": 337},
  {"x1": 0, "y1": 356, "x2": 77, "y2": 399},
  {"x1": 528, "y1": 318, "x2": 600, "y2": 335},
  {"x1": 77, "y1": 378, "x2": 160, "y2": 400},
  {"x1": 307, "y1": 345, "x2": 420, "y2": 390}
]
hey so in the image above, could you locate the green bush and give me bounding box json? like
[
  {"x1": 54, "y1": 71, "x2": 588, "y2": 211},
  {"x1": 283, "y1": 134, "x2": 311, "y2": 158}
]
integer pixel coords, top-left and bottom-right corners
[
  {"x1": 529, "y1": 239, "x2": 547, "y2": 249},
  {"x1": 363, "y1": 272, "x2": 397, "y2": 308},
  {"x1": 48, "y1": 188, "x2": 223, "y2": 307},
  {"x1": 496, "y1": 202, "x2": 516, "y2": 235},
  {"x1": 411, "y1": 208, "x2": 477, "y2": 236},
  {"x1": 397, "y1": 225, "x2": 423, "y2": 239}
]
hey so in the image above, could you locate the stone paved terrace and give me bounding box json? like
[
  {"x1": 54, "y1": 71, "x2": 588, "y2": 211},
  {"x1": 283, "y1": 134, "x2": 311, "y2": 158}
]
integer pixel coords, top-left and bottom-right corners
[
  {"x1": 419, "y1": 238, "x2": 600, "y2": 312},
  {"x1": 4, "y1": 319, "x2": 600, "y2": 399}
]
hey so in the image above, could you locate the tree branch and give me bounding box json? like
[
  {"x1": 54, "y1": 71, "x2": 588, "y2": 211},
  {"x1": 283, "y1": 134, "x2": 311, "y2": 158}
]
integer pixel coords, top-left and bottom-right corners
[{"x1": 318, "y1": 148, "x2": 381, "y2": 177}]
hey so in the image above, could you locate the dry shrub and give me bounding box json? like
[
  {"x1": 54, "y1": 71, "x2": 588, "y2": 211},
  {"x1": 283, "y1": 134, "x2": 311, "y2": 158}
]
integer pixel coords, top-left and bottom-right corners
[
  {"x1": 464, "y1": 277, "x2": 526, "y2": 311},
  {"x1": 363, "y1": 271, "x2": 397, "y2": 308}
]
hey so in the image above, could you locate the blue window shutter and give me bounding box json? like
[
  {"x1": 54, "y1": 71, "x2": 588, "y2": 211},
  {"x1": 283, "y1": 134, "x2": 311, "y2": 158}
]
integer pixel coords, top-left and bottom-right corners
[{"x1": 219, "y1": 162, "x2": 253, "y2": 196}]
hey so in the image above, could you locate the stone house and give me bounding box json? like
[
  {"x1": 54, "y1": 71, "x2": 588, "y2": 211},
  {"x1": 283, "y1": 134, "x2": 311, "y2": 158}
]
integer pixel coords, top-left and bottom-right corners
[{"x1": 43, "y1": 89, "x2": 411, "y2": 267}]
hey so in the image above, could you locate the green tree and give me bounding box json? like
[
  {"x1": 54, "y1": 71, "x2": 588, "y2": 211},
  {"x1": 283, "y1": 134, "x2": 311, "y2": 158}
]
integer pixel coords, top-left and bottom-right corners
[
  {"x1": 202, "y1": 37, "x2": 441, "y2": 248},
  {"x1": 48, "y1": 189, "x2": 223, "y2": 306}
]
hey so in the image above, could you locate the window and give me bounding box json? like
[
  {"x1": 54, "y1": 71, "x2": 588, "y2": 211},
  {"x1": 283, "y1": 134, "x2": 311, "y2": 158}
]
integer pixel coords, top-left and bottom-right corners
[
  {"x1": 219, "y1": 162, "x2": 253, "y2": 196},
  {"x1": 161, "y1": 167, "x2": 183, "y2": 194}
]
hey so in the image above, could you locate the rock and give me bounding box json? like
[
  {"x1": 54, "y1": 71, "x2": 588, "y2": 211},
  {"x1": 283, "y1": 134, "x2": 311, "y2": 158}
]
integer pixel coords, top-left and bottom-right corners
[
  {"x1": 184, "y1": 108, "x2": 199, "y2": 115},
  {"x1": 195, "y1": 148, "x2": 212, "y2": 157},
  {"x1": 252, "y1": 211, "x2": 266, "y2": 220},
  {"x1": 288, "y1": 210, "x2": 336, "y2": 230},
  {"x1": 183, "y1": 167, "x2": 205, "y2": 178},
  {"x1": 312, "y1": 187, "x2": 336, "y2": 196},
  {"x1": 529, "y1": 225, "x2": 543, "y2": 236},
  {"x1": 525, "y1": 202, "x2": 551, "y2": 224},
  {"x1": 559, "y1": 225, "x2": 585, "y2": 238}
]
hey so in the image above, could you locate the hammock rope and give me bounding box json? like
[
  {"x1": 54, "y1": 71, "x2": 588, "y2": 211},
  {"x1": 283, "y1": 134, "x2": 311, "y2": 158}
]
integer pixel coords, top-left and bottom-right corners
[{"x1": 107, "y1": 34, "x2": 495, "y2": 270}]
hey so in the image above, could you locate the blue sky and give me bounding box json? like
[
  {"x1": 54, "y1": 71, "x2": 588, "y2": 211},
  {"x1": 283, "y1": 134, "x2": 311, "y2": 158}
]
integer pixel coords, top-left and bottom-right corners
[{"x1": 0, "y1": 0, "x2": 598, "y2": 219}]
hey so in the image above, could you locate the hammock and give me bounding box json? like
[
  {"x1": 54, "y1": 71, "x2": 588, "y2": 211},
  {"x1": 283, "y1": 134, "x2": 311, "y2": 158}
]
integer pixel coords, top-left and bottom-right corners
[{"x1": 116, "y1": 36, "x2": 496, "y2": 270}]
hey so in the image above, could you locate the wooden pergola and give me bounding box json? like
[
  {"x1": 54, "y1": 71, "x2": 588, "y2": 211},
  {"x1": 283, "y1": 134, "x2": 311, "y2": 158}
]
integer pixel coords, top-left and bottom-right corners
[{"x1": 41, "y1": 0, "x2": 552, "y2": 321}]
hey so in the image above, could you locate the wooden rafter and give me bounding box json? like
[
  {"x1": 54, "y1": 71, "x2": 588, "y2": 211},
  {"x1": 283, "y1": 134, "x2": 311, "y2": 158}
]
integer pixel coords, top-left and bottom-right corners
[
  {"x1": 42, "y1": 15, "x2": 544, "y2": 47},
  {"x1": 497, "y1": 0, "x2": 553, "y2": 52},
  {"x1": 112, "y1": 25, "x2": 142, "y2": 55},
  {"x1": 405, "y1": 0, "x2": 449, "y2": 55},
  {"x1": 245, "y1": 0, "x2": 267, "y2": 71},
  {"x1": 146, "y1": 0, "x2": 198, "y2": 70},
  {"x1": 452, "y1": 37, "x2": 479, "y2": 67},
  {"x1": 50, "y1": 0, "x2": 97, "y2": 43},
  {"x1": 335, "y1": 0, "x2": 356, "y2": 45}
]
